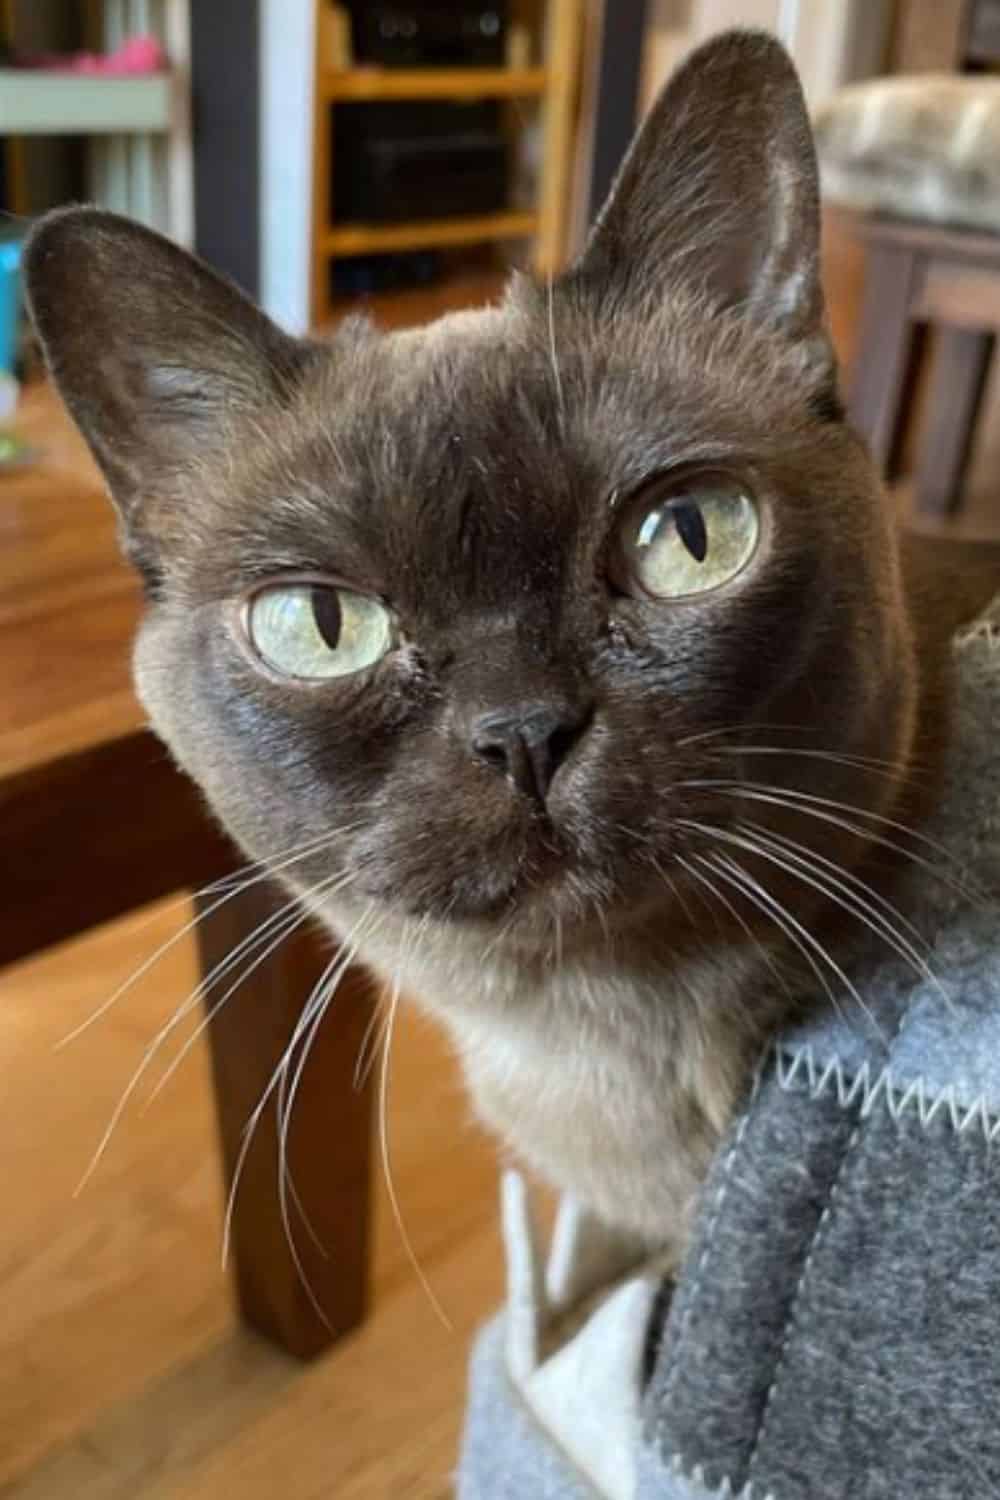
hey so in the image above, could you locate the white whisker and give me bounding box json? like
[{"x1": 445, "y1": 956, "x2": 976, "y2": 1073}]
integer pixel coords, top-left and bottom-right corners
[
  {"x1": 740, "y1": 822, "x2": 935, "y2": 960},
  {"x1": 704, "y1": 778, "x2": 970, "y2": 867},
  {"x1": 354, "y1": 989, "x2": 389, "y2": 1093},
  {"x1": 718, "y1": 821, "x2": 944, "y2": 1008},
  {"x1": 219, "y1": 902, "x2": 373, "y2": 1274},
  {"x1": 58, "y1": 824, "x2": 361, "y2": 1048},
  {"x1": 277, "y1": 914, "x2": 376, "y2": 1199},
  {"x1": 379, "y1": 971, "x2": 452, "y2": 1329},
  {"x1": 696, "y1": 851, "x2": 847, "y2": 1025},
  {"x1": 354, "y1": 911, "x2": 431, "y2": 1092},
  {"x1": 275, "y1": 917, "x2": 377, "y2": 1308},
  {"x1": 76, "y1": 866, "x2": 352, "y2": 1195},
  {"x1": 684, "y1": 829, "x2": 885, "y2": 1041},
  {"x1": 682, "y1": 778, "x2": 987, "y2": 905},
  {"x1": 675, "y1": 721, "x2": 929, "y2": 772},
  {"x1": 716, "y1": 744, "x2": 912, "y2": 782},
  {"x1": 547, "y1": 273, "x2": 565, "y2": 428},
  {"x1": 76, "y1": 900, "x2": 307, "y2": 1195},
  {"x1": 143, "y1": 902, "x2": 321, "y2": 1109},
  {"x1": 674, "y1": 851, "x2": 793, "y2": 999}
]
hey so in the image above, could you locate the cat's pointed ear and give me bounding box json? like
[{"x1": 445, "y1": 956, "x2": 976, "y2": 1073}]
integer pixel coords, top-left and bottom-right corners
[
  {"x1": 576, "y1": 30, "x2": 829, "y2": 366},
  {"x1": 25, "y1": 207, "x2": 311, "y2": 549}
]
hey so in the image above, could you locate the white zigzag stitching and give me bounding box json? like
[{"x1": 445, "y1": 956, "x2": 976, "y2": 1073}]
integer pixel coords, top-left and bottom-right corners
[
  {"x1": 774, "y1": 1043, "x2": 1000, "y2": 1142},
  {"x1": 667, "y1": 1452, "x2": 776, "y2": 1499}
]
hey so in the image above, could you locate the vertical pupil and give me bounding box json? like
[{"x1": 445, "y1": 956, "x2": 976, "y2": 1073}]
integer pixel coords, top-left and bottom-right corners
[
  {"x1": 671, "y1": 501, "x2": 708, "y2": 562},
  {"x1": 311, "y1": 588, "x2": 342, "y2": 648}
]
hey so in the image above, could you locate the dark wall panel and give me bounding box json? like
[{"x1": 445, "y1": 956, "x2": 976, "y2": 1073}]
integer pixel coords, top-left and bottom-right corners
[
  {"x1": 190, "y1": 0, "x2": 259, "y2": 295},
  {"x1": 587, "y1": 0, "x2": 649, "y2": 225}
]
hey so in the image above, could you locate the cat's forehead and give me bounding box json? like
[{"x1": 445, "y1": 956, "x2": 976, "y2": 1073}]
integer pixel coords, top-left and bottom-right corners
[
  {"x1": 295, "y1": 286, "x2": 771, "y2": 492},
  {"x1": 386, "y1": 304, "x2": 510, "y2": 360},
  {"x1": 294, "y1": 296, "x2": 578, "y2": 496},
  {"x1": 204, "y1": 282, "x2": 834, "y2": 615},
  {"x1": 355, "y1": 297, "x2": 543, "y2": 422}
]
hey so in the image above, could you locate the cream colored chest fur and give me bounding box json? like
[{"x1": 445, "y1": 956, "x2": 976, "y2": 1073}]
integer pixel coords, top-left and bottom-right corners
[{"x1": 331, "y1": 906, "x2": 748, "y2": 1248}]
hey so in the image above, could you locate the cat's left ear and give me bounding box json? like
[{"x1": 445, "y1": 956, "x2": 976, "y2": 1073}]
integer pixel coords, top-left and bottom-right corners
[
  {"x1": 575, "y1": 29, "x2": 831, "y2": 377},
  {"x1": 25, "y1": 207, "x2": 313, "y2": 568}
]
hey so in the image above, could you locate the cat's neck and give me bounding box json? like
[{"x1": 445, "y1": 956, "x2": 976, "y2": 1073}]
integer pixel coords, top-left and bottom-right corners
[{"x1": 326, "y1": 897, "x2": 773, "y2": 1247}]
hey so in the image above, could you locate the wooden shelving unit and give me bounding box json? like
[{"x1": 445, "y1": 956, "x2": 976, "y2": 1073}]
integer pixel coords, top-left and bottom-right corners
[
  {"x1": 322, "y1": 210, "x2": 539, "y2": 257},
  {"x1": 323, "y1": 65, "x2": 548, "y2": 101},
  {"x1": 310, "y1": 0, "x2": 581, "y2": 326}
]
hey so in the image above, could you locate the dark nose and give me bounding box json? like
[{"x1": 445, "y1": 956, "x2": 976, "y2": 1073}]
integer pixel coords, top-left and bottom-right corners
[{"x1": 470, "y1": 702, "x2": 591, "y2": 803}]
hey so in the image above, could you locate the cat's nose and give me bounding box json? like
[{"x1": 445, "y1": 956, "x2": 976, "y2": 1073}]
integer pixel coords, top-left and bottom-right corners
[{"x1": 470, "y1": 702, "x2": 591, "y2": 803}]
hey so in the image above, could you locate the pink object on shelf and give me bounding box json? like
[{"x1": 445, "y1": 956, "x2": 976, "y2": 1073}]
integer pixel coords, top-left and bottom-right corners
[{"x1": 19, "y1": 35, "x2": 166, "y2": 76}]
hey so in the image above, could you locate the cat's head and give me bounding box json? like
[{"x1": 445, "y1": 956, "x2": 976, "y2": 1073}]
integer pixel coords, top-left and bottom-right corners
[{"x1": 25, "y1": 32, "x2": 921, "y2": 954}]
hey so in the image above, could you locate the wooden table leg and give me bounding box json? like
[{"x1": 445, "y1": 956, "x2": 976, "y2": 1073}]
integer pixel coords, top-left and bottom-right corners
[
  {"x1": 194, "y1": 879, "x2": 376, "y2": 1361},
  {"x1": 848, "y1": 242, "x2": 921, "y2": 479},
  {"x1": 915, "y1": 325, "x2": 995, "y2": 518}
]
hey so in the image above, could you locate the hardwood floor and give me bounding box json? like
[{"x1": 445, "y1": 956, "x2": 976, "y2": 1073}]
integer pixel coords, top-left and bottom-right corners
[{"x1": 0, "y1": 899, "x2": 503, "y2": 1498}]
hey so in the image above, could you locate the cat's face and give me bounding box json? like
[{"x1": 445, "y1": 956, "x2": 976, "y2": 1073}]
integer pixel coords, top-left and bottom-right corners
[{"x1": 25, "y1": 32, "x2": 918, "y2": 955}]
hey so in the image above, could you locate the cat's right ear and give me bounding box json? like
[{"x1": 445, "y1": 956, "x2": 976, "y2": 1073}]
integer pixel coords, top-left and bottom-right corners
[
  {"x1": 25, "y1": 207, "x2": 312, "y2": 575},
  {"x1": 573, "y1": 30, "x2": 830, "y2": 376}
]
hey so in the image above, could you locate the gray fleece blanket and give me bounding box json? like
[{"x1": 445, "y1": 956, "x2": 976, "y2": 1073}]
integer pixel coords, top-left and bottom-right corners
[{"x1": 459, "y1": 611, "x2": 1000, "y2": 1500}]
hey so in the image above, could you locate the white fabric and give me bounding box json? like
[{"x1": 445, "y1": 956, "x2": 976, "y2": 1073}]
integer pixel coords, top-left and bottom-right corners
[{"x1": 501, "y1": 1174, "x2": 662, "y2": 1500}]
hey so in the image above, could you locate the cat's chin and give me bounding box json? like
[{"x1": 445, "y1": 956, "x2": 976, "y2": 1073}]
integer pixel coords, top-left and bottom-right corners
[{"x1": 317, "y1": 848, "x2": 681, "y2": 962}]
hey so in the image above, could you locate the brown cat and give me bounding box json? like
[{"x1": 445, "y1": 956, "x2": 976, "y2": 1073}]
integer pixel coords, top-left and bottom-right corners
[{"x1": 23, "y1": 31, "x2": 988, "y2": 1260}]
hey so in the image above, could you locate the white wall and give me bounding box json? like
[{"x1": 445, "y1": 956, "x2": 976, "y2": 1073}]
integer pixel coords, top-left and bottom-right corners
[{"x1": 259, "y1": 0, "x2": 315, "y2": 333}]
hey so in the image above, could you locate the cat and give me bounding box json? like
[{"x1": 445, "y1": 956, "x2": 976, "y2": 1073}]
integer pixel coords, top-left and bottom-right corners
[{"x1": 23, "y1": 30, "x2": 981, "y2": 1261}]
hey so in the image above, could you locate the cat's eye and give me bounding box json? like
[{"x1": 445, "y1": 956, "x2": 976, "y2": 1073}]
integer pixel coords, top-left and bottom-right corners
[
  {"x1": 614, "y1": 474, "x2": 760, "y2": 600},
  {"x1": 243, "y1": 583, "x2": 394, "y2": 680}
]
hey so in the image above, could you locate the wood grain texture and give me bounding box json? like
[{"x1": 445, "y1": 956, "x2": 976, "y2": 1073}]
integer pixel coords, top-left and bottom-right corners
[
  {"x1": 889, "y1": 0, "x2": 969, "y2": 72},
  {"x1": 0, "y1": 385, "x2": 141, "y2": 779},
  {"x1": 535, "y1": 0, "x2": 582, "y2": 276},
  {"x1": 195, "y1": 882, "x2": 377, "y2": 1359},
  {"x1": 862, "y1": 216, "x2": 1000, "y2": 262},
  {"x1": 0, "y1": 900, "x2": 502, "y2": 1496},
  {"x1": 322, "y1": 211, "x2": 538, "y2": 257},
  {"x1": 322, "y1": 66, "x2": 547, "y2": 100},
  {"x1": 847, "y1": 212, "x2": 1000, "y2": 528},
  {"x1": 0, "y1": 731, "x2": 233, "y2": 966},
  {"x1": 847, "y1": 240, "x2": 921, "y2": 478},
  {"x1": 917, "y1": 263, "x2": 1000, "y2": 329},
  {"x1": 915, "y1": 327, "x2": 994, "y2": 516},
  {"x1": 0, "y1": 385, "x2": 374, "y2": 1365}
]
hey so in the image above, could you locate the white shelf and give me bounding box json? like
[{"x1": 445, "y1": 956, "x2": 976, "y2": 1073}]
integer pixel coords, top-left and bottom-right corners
[{"x1": 0, "y1": 70, "x2": 172, "y2": 135}]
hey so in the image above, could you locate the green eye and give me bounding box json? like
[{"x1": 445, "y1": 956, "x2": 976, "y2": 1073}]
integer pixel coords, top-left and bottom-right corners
[
  {"x1": 245, "y1": 583, "x2": 394, "y2": 680},
  {"x1": 618, "y1": 477, "x2": 760, "y2": 600}
]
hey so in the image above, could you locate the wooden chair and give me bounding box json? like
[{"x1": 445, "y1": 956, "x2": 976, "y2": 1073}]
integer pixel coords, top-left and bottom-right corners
[
  {"x1": 849, "y1": 217, "x2": 1000, "y2": 519},
  {"x1": 837, "y1": 0, "x2": 1000, "y2": 520}
]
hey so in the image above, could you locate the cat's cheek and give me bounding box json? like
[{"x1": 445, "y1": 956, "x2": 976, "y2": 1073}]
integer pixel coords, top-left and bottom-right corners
[
  {"x1": 131, "y1": 610, "x2": 263, "y2": 792},
  {"x1": 132, "y1": 616, "x2": 189, "y2": 760}
]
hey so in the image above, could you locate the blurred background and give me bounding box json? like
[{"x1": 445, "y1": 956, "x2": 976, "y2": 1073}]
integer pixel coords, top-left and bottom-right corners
[{"x1": 2, "y1": 2, "x2": 1000, "y2": 1496}]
